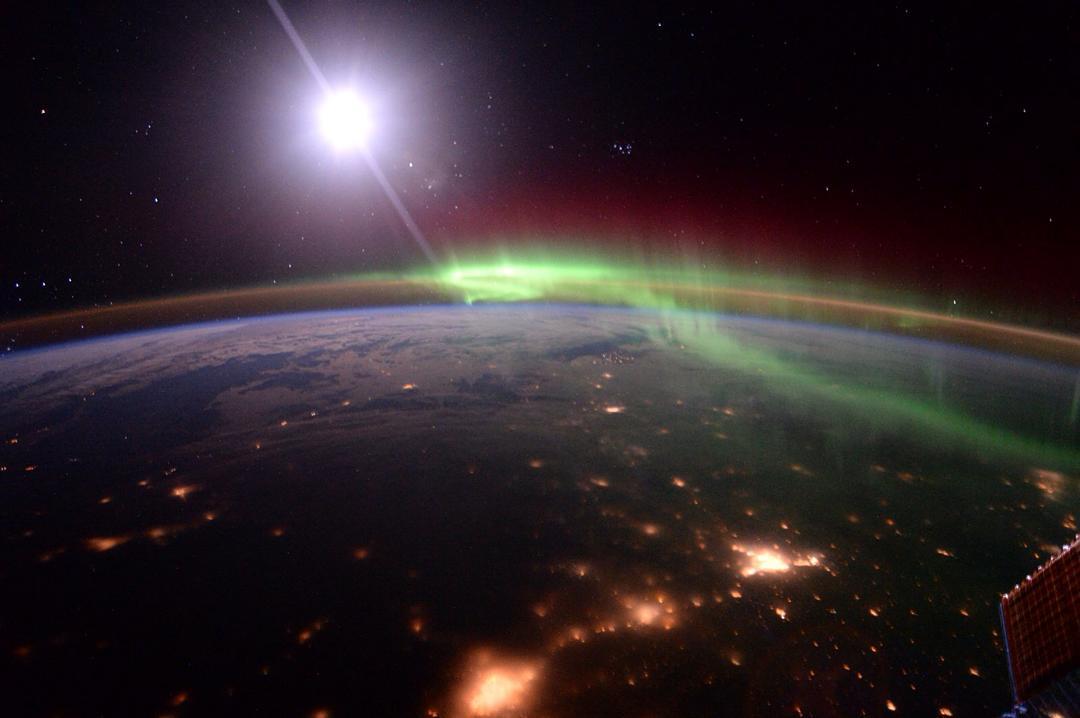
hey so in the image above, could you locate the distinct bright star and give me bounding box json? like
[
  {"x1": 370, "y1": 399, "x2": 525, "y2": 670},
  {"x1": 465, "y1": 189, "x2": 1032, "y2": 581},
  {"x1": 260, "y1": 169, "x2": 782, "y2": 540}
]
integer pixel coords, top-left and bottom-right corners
[{"x1": 319, "y1": 90, "x2": 373, "y2": 152}]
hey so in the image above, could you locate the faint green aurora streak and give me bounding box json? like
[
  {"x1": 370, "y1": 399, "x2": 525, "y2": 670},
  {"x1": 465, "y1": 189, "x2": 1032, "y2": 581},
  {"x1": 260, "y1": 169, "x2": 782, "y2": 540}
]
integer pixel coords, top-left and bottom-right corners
[
  {"x1": 653, "y1": 313, "x2": 1080, "y2": 470},
  {"x1": 416, "y1": 253, "x2": 1079, "y2": 469}
]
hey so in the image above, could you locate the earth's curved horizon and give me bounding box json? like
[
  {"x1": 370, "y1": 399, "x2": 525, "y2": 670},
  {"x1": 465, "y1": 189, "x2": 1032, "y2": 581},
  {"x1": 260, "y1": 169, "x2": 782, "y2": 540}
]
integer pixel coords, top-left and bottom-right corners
[
  {"x1": 2, "y1": 303, "x2": 1076, "y2": 716},
  {"x1": 3, "y1": 265, "x2": 1079, "y2": 366}
]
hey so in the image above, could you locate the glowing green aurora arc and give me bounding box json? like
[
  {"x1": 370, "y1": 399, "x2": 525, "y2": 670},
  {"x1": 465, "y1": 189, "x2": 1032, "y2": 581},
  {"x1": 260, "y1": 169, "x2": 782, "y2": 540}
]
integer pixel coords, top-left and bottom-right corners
[
  {"x1": 3, "y1": 250, "x2": 1079, "y2": 469},
  {"x1": 418, "y1": 253, "x2": 1080, "y2": 471}
]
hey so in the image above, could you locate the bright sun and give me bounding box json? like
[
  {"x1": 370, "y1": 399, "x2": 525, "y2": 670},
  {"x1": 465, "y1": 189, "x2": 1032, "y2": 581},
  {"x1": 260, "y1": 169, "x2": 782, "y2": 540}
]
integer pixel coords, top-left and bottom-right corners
[{"x1": 318, "y1": 90, "x2": 373, "y2": 152}]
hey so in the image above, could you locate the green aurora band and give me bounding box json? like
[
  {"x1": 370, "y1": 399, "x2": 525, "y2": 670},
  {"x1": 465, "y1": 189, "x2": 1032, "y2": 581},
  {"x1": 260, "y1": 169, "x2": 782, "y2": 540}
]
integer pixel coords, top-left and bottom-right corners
[
  {"x1": 5, "y1": 250, "x2": 1079, "y2": 469},
  {"x1": 412, "y1": 252, "x2": 1080, "y2": 470}
]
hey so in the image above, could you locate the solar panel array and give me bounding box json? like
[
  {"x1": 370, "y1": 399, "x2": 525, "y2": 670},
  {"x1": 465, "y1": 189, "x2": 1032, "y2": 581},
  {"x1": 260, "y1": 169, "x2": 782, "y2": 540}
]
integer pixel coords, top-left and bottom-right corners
[{"x1": 1000, "y1": 534, "x2": 1080, "y2": 703}]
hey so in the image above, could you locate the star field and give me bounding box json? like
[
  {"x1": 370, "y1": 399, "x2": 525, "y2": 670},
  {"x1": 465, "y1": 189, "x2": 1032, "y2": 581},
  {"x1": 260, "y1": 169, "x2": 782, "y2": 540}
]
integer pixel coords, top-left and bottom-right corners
[{"x1": 4, "y1": 1, "x2": 1078, "y2": 326}]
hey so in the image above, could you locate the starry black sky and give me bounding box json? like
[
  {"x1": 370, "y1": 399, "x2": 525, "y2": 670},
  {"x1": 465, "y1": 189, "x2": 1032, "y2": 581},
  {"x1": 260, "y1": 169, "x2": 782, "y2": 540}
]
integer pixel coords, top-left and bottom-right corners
[{"x1": 5, "y1": 1, "x2": 1078, "y2": 326}]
